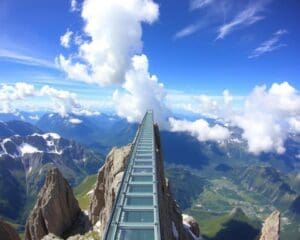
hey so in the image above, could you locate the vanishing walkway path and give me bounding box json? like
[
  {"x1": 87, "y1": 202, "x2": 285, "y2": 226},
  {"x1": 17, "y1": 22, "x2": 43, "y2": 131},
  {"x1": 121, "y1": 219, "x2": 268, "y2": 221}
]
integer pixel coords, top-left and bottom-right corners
[{"x1": 104, "y1": 110, "x2": 161, "y2": 240}]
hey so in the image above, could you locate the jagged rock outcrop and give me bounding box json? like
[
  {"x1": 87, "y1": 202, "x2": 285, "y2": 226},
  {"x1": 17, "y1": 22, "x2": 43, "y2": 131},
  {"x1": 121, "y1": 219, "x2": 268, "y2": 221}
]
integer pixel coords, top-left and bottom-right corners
[
  {"x1": 89, "y1": 145, "x2": 132, "y2": 235},
  {"x1": 259, "y1": 210, "x2": 280, "y2": 240},
  {"x1": 0, "y1": 219, "x2": 20, "y2": 240},
  {"x1": 87, "y1": 124, "x2": 201, "y2": 239},
  {"x1": 182, "y1": 214, "x2": 200, "y2": 237},
  {"x1": 25, "y1": 168, "x2": 82, "y2": 240}
]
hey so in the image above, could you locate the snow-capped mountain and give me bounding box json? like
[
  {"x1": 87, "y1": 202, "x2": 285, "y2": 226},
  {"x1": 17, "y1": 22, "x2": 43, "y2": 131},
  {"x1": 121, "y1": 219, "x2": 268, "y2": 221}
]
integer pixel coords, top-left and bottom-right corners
[
  {"x1": 0, "y1": 121, "x2": 104, "y2": 222},
  {"x1": 0, "y1": 112, "x2": 44, "y2": 124}
]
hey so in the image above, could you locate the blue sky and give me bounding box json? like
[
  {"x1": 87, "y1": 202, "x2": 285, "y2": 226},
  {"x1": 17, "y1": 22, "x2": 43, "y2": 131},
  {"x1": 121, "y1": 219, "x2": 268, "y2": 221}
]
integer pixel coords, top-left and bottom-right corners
[
  {"x1": 1, "y1": 0, "x2": 300, "y2": 155},
  {"x1": 0, "y1": 0, "x2": 299, "y2": 109}
]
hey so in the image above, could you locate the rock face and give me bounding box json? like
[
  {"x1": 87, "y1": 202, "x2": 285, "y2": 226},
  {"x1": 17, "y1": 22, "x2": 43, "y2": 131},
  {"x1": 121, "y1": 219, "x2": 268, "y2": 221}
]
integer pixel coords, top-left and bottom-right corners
[
  {"x1": 88, "y1": 125, "x2": 201, "y2": 239},
  {"x1": 89, "y1": 145, "x2": 132, "y2": 236},
  {"x1": 25, "y1": 168, "x2": 81, "y2": 240},
  {"x1": 0, "y1": 220, "x2": 20, "y2": 240},
  {"x1": 0, "y1": 125, "x2": 103, "y2": 222},
  {"x1": 182, "y1": 214, "x2": 200, "y2": 237},
  {"x1": 154, "y1": 125, "x2": 200, "y2": 240},
  {"x1": 259, "y1": 210, "x2": 280, "y2": 240}
]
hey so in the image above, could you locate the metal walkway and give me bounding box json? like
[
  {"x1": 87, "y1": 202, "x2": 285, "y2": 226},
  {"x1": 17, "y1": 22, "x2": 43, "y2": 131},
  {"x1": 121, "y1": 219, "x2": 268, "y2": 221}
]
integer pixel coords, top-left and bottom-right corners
[{"x1": 103, "y1": 111, "x2": 161, "y2": 240}]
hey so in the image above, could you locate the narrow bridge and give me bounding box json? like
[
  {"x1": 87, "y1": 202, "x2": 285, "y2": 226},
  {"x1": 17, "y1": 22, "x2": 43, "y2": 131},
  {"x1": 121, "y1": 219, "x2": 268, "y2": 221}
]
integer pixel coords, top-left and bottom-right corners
[{"x1": 104, "y1": 110, "x2": 161, "y2": 240}]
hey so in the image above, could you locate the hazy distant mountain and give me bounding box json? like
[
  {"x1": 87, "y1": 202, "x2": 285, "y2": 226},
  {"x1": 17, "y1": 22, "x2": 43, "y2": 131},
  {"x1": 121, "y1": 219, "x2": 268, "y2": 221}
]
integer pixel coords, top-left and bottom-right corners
[
  {"x1": 0, "y1": 121, "x2": 104, "y2": 223},
  {"x1": 36, "y1": 113, "x2": 138, "y2": 154},
  {"x1": 160, "y1": 129, "x2": 300, "y2": 174},
  {"x1": 0, "y1": 112, "x2": 44, "y2": 124},
  {"x1": 0, "y1": 120, "x2": 42, "y2": 138}
]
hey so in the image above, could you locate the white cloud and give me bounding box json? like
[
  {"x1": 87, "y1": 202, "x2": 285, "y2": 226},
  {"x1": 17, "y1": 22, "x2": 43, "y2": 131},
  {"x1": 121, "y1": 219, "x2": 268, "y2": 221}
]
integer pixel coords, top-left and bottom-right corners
[
  {"x1": 113, "y1": 54, "x2": 170, "y2": 127},
  {"x1": 169, "y1": 117, "x2": 230, "y2": 142},
  {"x1": 237, "y1": 82, "x2": 300, "y2": 154},
  {"x1": 249, "y1": 29, "x2": 288, "y2": 58},
  {"x1": 289, "y1": 118, "x2": 300, "y2": 133},
  {"x1": 57, "y1": 0, "x2": 159, "y2": 86},
  {"x1": 69, "y1": 118, "x2": 82, "y2": 124},
  {"x1": 177, "y1": 82, "x2": 300, "y2": 155},
  {"x1": 0, "y1": 48, "x2": 56, "y2": 69},
  {"x1": 0, "y1": 83, "x2": 36, "y2": 113},
  {"x1": 39, "y1": 85, "x2": 100, "y2": 117},
  {"x1": 223, "y1": 89, "x2": 233, "y2": 105},
  {"x1": 0, "y1": 82, "x2": 103, "y2": 116},
  {"x1": 174, "y1": 23, "x2": 202, "y2": 39},
  {"x1": 70, "y1": 0, "x2": 79, "y2": 12},
  {"x1": 190, "y1": 0, "x2": 215, "y2": 10},
  {"x1": 216, "y1": 1, "x2": 269, "y2": 40},
  {"x1": 40, "y1": 85, "x2": 81, "y2": 116},
  {"x1": 60, "y1": 30, "x2": 73, "y2": 48}
]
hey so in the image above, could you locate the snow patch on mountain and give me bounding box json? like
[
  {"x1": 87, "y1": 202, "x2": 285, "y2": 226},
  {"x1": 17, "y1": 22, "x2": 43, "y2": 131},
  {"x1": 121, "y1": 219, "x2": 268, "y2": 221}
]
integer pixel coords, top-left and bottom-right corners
[
  {"x1": 32, "y1": 133, "x2": 61, "y2": 140},
  {"x1": 19, "y1": 143, "x2": 42, "y2": 156}
]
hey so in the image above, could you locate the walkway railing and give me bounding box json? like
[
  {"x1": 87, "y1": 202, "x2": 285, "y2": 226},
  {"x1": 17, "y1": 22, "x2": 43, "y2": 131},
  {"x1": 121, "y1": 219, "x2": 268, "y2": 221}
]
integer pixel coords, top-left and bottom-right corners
[{"x1": 103, "y1": 110, "x2": 161, "y2": 240}]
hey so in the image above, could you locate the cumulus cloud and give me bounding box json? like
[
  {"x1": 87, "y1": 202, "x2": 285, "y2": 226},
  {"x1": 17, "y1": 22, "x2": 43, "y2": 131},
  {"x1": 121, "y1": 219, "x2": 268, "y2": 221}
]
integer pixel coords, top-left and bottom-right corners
[
  {"x1": 289, "y1": 118, "x2": 300, "y2": 133},
  {"x1": 249, "y1": 29, "x2": 288, "y2": 58},
  {"x1": 60, "y1": 30, "x2": 73, "y2": 48},
  {"x1": 40, "y1": 85, "x2": 81, "y2": 116},
  {"x1": 216, "y1": 0, "x2": 270, "y2": 40},
  {"x1": 176, "y1": 90, "x2": 234, "y2": 119},
  {"x1": 113, "y1": 54, "x2": 170, "y2": 127},
  {"x1": 0, "y1": 82, "x2": 100, "y2": 116},
  {"x1": 57, "y1": 0, "x2": 159, "y2": 86},
  {"x1": 40, "y1": 85, "x2": 100, "y2": 116},
  {"x1": 0, "y1": 83, "x2": 36, "y2": 113},
  {"x1": 181, "y1": 81, "x2": 300, "y2": 155},
  {"x1": 169, "y1": 117, "x2": 230, "y2": 142}
]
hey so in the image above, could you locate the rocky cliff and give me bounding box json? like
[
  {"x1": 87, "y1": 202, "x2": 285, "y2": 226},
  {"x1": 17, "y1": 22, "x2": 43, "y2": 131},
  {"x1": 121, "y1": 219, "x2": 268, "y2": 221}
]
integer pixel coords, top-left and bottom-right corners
[
  {"x1": 89, "y1": 144, "x2": 132, "y2": 235},
  {"x1": 25, "y1": 168, "x2": 84, "y2": 240},
  {"x1": 259, "y1": 211, "x2": 280, "y2": 240},
  {"x1": 86, "y1": 124, "x2": 201, "y2": 239},
  {"x1": 154, "y1": 125, "x2": 201, "y2": 240},
  {"x1": 30, "y1": 124, "x2": 201, "y2": 240},
  {"x1": 0, "y1": 128, "x2": 103, "y2": 222},
  {"x1": 0, "y1": 219, "x2": 20, "y2": 240}
]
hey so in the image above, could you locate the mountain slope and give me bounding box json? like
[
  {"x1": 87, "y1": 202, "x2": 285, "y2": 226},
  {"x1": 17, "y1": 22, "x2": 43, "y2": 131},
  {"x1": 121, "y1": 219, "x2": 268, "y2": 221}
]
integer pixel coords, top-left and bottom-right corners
[
  {"x1": 0, "y1": 121, "x2": 41, "y2": 138},
  {"x1": 233, "y1": 166, "x2": 297, "y2": 208},
  {"x1": 0, "y1": 122, "x2": 104, "y2": 224},
  {"x1": 36, "y1": 113, "x2": 138, "y2": 154}
]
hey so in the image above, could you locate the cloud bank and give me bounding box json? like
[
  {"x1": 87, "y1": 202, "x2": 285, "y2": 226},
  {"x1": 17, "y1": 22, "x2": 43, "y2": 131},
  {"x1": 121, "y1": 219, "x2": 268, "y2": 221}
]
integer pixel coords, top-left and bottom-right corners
[
  {"x1": 0, "y1": 83, "x2": 36, "y2": 113},
  {"x1": 0, "y1": 83, "x2": 99, "y2": 116},
  {"x1": 176, "y1": 82, "x2": 300, "y2": 155}
]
